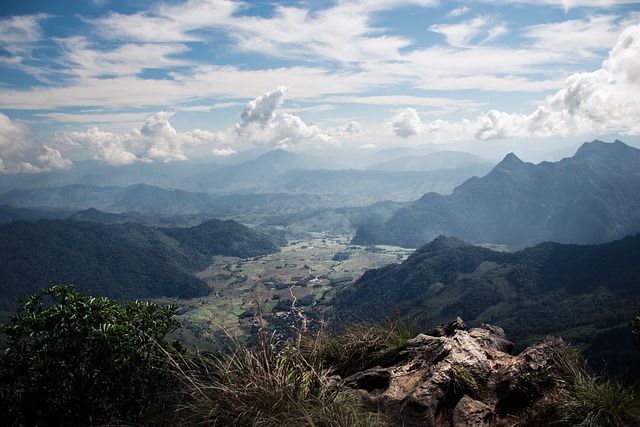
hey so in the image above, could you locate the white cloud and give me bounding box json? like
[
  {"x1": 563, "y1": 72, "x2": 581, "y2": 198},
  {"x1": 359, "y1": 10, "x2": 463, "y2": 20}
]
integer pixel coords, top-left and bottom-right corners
[
  {"x1": 0, "y1": 113, "x2": 31, "y2": 158},
  {"x1": 0, "y1": 13, "x2": 53, "y2": 82},
  {"x1": 36, "y1": 145, "x2": 73, "y2": 171},
  {"x1": 523, "y1": 14, "x2": 634, "y2": 53},
  {"x1": 90, "y1": 0, "x2": 240, "y2": 43},
  {"x1": 55, "y1": 111, "x2": 226, "y2": 166},
  {"x1": 328, "y1": 121, "x2": 363, "y2": 137},
  {"x1": 429, "y1": 15, "x2": 508, "y2": 47},
  {"x1": 233, "y1": 87, "x2": 360, "y2": 148},
  {"x1": 56, "y1": 36, "x2": 190, "y2": 78},
  {"x1": 212, "y1": 147, "x2": 236, "y2": 156},
  {"x1": 236, "y1": 86, "x2": 288, "y2": 131},
  {"x1": 476, "y1": 0, "x2": 640, "y2": 11},
  {"x1": 447, "y1": 7, "x2": 472, "y2": 18},
  {"x1": 389, "y1": 108, "x2": 423, "y2": 138},
  {"x1": 0, "y1": 113, "x2": 73, "y2": 173},
  {"x1": 400, "y1": 24, "x2": 640, "y2": 141}
]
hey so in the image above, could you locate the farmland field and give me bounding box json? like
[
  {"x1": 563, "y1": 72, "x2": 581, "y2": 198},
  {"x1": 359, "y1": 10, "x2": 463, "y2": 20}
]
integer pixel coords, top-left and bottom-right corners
[{"x1": 163, "y1": 233, "x2": 413, "y2": 350}]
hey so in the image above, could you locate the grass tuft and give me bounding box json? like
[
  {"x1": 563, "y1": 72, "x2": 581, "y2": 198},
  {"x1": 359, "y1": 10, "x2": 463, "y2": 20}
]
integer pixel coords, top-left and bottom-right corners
[
  {"x1": 165, "y1": 313, "x2": 391, "y2": 427},
  {"x1": 535, "y1": 348, "x2": 640, "y2": 427},
  {"x1": 301, "y1": 314, "x2": 418, "y2": 378},
  {"x1": 449, "y1": 365, "x2": 487, "y2": 399}
]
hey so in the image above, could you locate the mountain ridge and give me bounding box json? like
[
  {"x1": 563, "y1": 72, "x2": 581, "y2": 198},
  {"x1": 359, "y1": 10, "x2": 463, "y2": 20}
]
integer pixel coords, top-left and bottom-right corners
[
  {"x1": 334, "y1": 233, "x2": 640, "y2": 375},
  {"x1": 352, "y1": 140, "x2": 640, "y2": 249}
]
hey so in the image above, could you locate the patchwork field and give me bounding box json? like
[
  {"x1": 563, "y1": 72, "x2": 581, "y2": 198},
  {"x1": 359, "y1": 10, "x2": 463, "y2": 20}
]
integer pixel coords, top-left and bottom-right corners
[{"x1": 164, "y1": 233, "x2": 413, "y2": 350}]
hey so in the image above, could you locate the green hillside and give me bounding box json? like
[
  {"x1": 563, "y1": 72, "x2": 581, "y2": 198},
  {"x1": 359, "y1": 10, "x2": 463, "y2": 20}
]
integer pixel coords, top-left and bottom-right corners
[
  {"x1": 334, "y1": 234, "x2": 640, "y2": 372},
  {"x1": 0, "y1": 219, "x2": 282, "y2": 315}
]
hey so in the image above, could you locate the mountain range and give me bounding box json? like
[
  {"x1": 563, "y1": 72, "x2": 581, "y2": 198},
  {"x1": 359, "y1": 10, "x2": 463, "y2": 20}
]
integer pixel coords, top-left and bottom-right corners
[
  {"x1": 352, "y1": 140, "x2": 640, "y2": 249},
  {"x1": 0, "y1": 149, "x2": 494, "y2": 206}
]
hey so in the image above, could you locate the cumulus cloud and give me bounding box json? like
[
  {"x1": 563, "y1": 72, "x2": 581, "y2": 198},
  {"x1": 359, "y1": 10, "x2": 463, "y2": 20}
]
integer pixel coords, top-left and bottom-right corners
[
  {"x1": 236, "y1": 86, "x2": 288, "y2": 132},
  {"x1": 3, "y1": 85, "x2": 363, "y2": 172},
  {"x1": 328, "y1": 121, "x2": 362, "y2": 137},
  {"x1": 389, "y1": 108, "x2": 423, "y2": 138},
  {"x1": 55, "y1": 111, "x2": 225, "y2": 166},
  {"x1": 234, "y1": 87, "x2": 354, "y2": 148},
  {"x1": 397, "y1": 24, "x2": 640, "y2": 142},
  {"x1": 0, "y1": 113, "x2": 72, "y2": 174}
]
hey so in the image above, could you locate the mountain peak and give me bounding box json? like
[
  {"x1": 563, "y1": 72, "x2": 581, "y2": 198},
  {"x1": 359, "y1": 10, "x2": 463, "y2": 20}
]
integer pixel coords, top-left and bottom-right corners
[
  {"x1": 422, "y1": 235, "x2": 470, "y2": 252},
  {"x1": 573, "y1": 139, "x2": 632, "y2": 159},
  {"x1": 500, "y1": 152, "x2": 523, "y2": 164}
]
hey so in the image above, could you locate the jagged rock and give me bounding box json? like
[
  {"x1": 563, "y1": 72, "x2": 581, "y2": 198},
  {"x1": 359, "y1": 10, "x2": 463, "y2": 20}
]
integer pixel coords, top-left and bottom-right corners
[
  {"x1": 452, "y1": 396, "x2": 492, "y2": 427},
  {"x1": 427, "y1": 316, "x2": 467, "y2": 337},
  {"x1": 345, "y1": 320, "x2": 565, "y2": 427}
]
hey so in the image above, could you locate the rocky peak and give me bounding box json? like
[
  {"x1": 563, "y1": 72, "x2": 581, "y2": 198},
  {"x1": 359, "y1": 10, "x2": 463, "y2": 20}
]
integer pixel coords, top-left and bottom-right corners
[{"x1": 345, "y1": 318, "x2": 566, "y2": 427}]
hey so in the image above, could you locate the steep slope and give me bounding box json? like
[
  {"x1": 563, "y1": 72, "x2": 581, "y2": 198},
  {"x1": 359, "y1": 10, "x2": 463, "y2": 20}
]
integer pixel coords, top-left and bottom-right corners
[
  {"x1": 334, "y1": 234, "x2": 640, "y2": 368},
  {"x1": 353, "y1": 140, "x2": 640, "y2": 248}
]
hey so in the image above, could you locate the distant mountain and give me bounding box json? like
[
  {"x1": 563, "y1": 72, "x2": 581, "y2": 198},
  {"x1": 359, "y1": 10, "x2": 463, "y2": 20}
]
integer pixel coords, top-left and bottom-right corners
[
  {"x1": 353, "y1": 140, "x2": 640, "y2": 248},
  {"x1": 0, "y1": 148, "x2": 498, "y2": 207},
  {"x1": 0, "y1": 218, "x2": 282, "y2": 316},
  {"x1": 66, "y1": 208, "x2": 153, "y2": 224},
  {"x1": 368, "y1": 151, "x2": 493, "y2": 172},
  {"x1": 334, "y1": 234, "x2": 640, "y2": 373},
  {"x1": 271, "y1": 165, "x2": 495, "y2": 203},
  {"x1": 192, "y1": 149, "x2": 341, "y2": 192},
  {"x1": 0, "y1": 183, "x2": 308, "y2": 215},
  {"x1": 0, "y1": 205, "x2": 73, "y2": 223}
]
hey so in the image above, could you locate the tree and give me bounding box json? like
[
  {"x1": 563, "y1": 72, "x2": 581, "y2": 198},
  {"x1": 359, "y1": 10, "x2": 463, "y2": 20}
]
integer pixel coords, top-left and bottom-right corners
[{"x1": 0, "y1": 285, "x2": 181, "y2": 426}]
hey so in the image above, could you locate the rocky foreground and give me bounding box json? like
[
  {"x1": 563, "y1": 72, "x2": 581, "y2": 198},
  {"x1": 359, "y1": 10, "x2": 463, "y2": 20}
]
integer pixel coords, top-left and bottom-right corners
[{"x1": 345, "y1": 318, "x2": 566, "y2": 427}]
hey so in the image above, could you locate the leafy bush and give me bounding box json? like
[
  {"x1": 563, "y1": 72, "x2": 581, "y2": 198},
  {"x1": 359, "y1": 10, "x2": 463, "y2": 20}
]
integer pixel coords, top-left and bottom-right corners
[{"x1": 0, "y1": 285, "x2": 181, "y2": 426}]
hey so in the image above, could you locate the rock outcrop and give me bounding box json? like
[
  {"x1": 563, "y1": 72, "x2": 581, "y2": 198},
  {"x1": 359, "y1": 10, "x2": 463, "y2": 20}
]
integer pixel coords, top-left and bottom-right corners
[{"x1": 345, "y1": 318, "x2": 565, "y2": 427}]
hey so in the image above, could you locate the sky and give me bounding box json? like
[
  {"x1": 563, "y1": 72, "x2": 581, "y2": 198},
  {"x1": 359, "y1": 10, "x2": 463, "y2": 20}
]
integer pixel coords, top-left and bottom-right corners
[{"x1": 1, "y1": 0, "x2": 640, "y2": 173}]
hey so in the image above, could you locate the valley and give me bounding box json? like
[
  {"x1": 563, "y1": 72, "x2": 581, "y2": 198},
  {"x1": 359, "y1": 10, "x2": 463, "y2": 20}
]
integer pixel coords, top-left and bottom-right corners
[{"x1": 167, "y1": 233, "x2": 413, "y2": 350}]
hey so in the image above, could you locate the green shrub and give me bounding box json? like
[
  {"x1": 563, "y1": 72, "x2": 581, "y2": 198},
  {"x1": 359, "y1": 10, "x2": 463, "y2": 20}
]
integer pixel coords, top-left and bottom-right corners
[{"x1": 0, "y1": 285, "x2": 181, "y2": 426}]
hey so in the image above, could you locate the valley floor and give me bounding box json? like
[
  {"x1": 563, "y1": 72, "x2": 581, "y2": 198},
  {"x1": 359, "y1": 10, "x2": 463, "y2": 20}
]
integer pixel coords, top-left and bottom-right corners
[{"x1": 161, "y1": 233, "x2": 413, "y2": 350}]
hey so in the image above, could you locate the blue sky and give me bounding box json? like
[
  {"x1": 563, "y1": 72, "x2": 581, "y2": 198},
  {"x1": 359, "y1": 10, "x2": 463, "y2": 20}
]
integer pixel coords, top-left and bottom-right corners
[{"x1": 1, "y1": 0, "x2": 639, "y2": 172}]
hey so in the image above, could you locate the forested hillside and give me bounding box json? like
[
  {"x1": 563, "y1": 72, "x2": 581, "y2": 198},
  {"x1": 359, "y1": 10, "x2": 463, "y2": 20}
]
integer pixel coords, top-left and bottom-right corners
[
  {"x1": 353, "y1": 140, "x2": 640, "y2": 248},
  {"x1": 335, "y1": 234, "x2": 640, "y2": 374},
  {"x1": 0, "y1": 219, "x2": 282, "y2": 316}
]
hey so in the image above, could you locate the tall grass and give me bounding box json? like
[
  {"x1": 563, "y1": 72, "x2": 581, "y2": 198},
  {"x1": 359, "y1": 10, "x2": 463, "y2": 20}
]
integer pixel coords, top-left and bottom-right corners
[
  {"x1": 302, "y1": 314, "x2": 418, "y2": 377},
  {"x1": 166, "y1": 315, "x2": 392, "y2": 427},
  {"x1": 536, "y1": 348, "x2": 640, "y2": 427}
]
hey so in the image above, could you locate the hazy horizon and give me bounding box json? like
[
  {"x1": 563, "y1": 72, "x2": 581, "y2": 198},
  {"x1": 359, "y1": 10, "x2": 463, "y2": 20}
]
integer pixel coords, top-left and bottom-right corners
[{"x1": 1, "y1": 1, "x2": 640, "y2": 175}]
